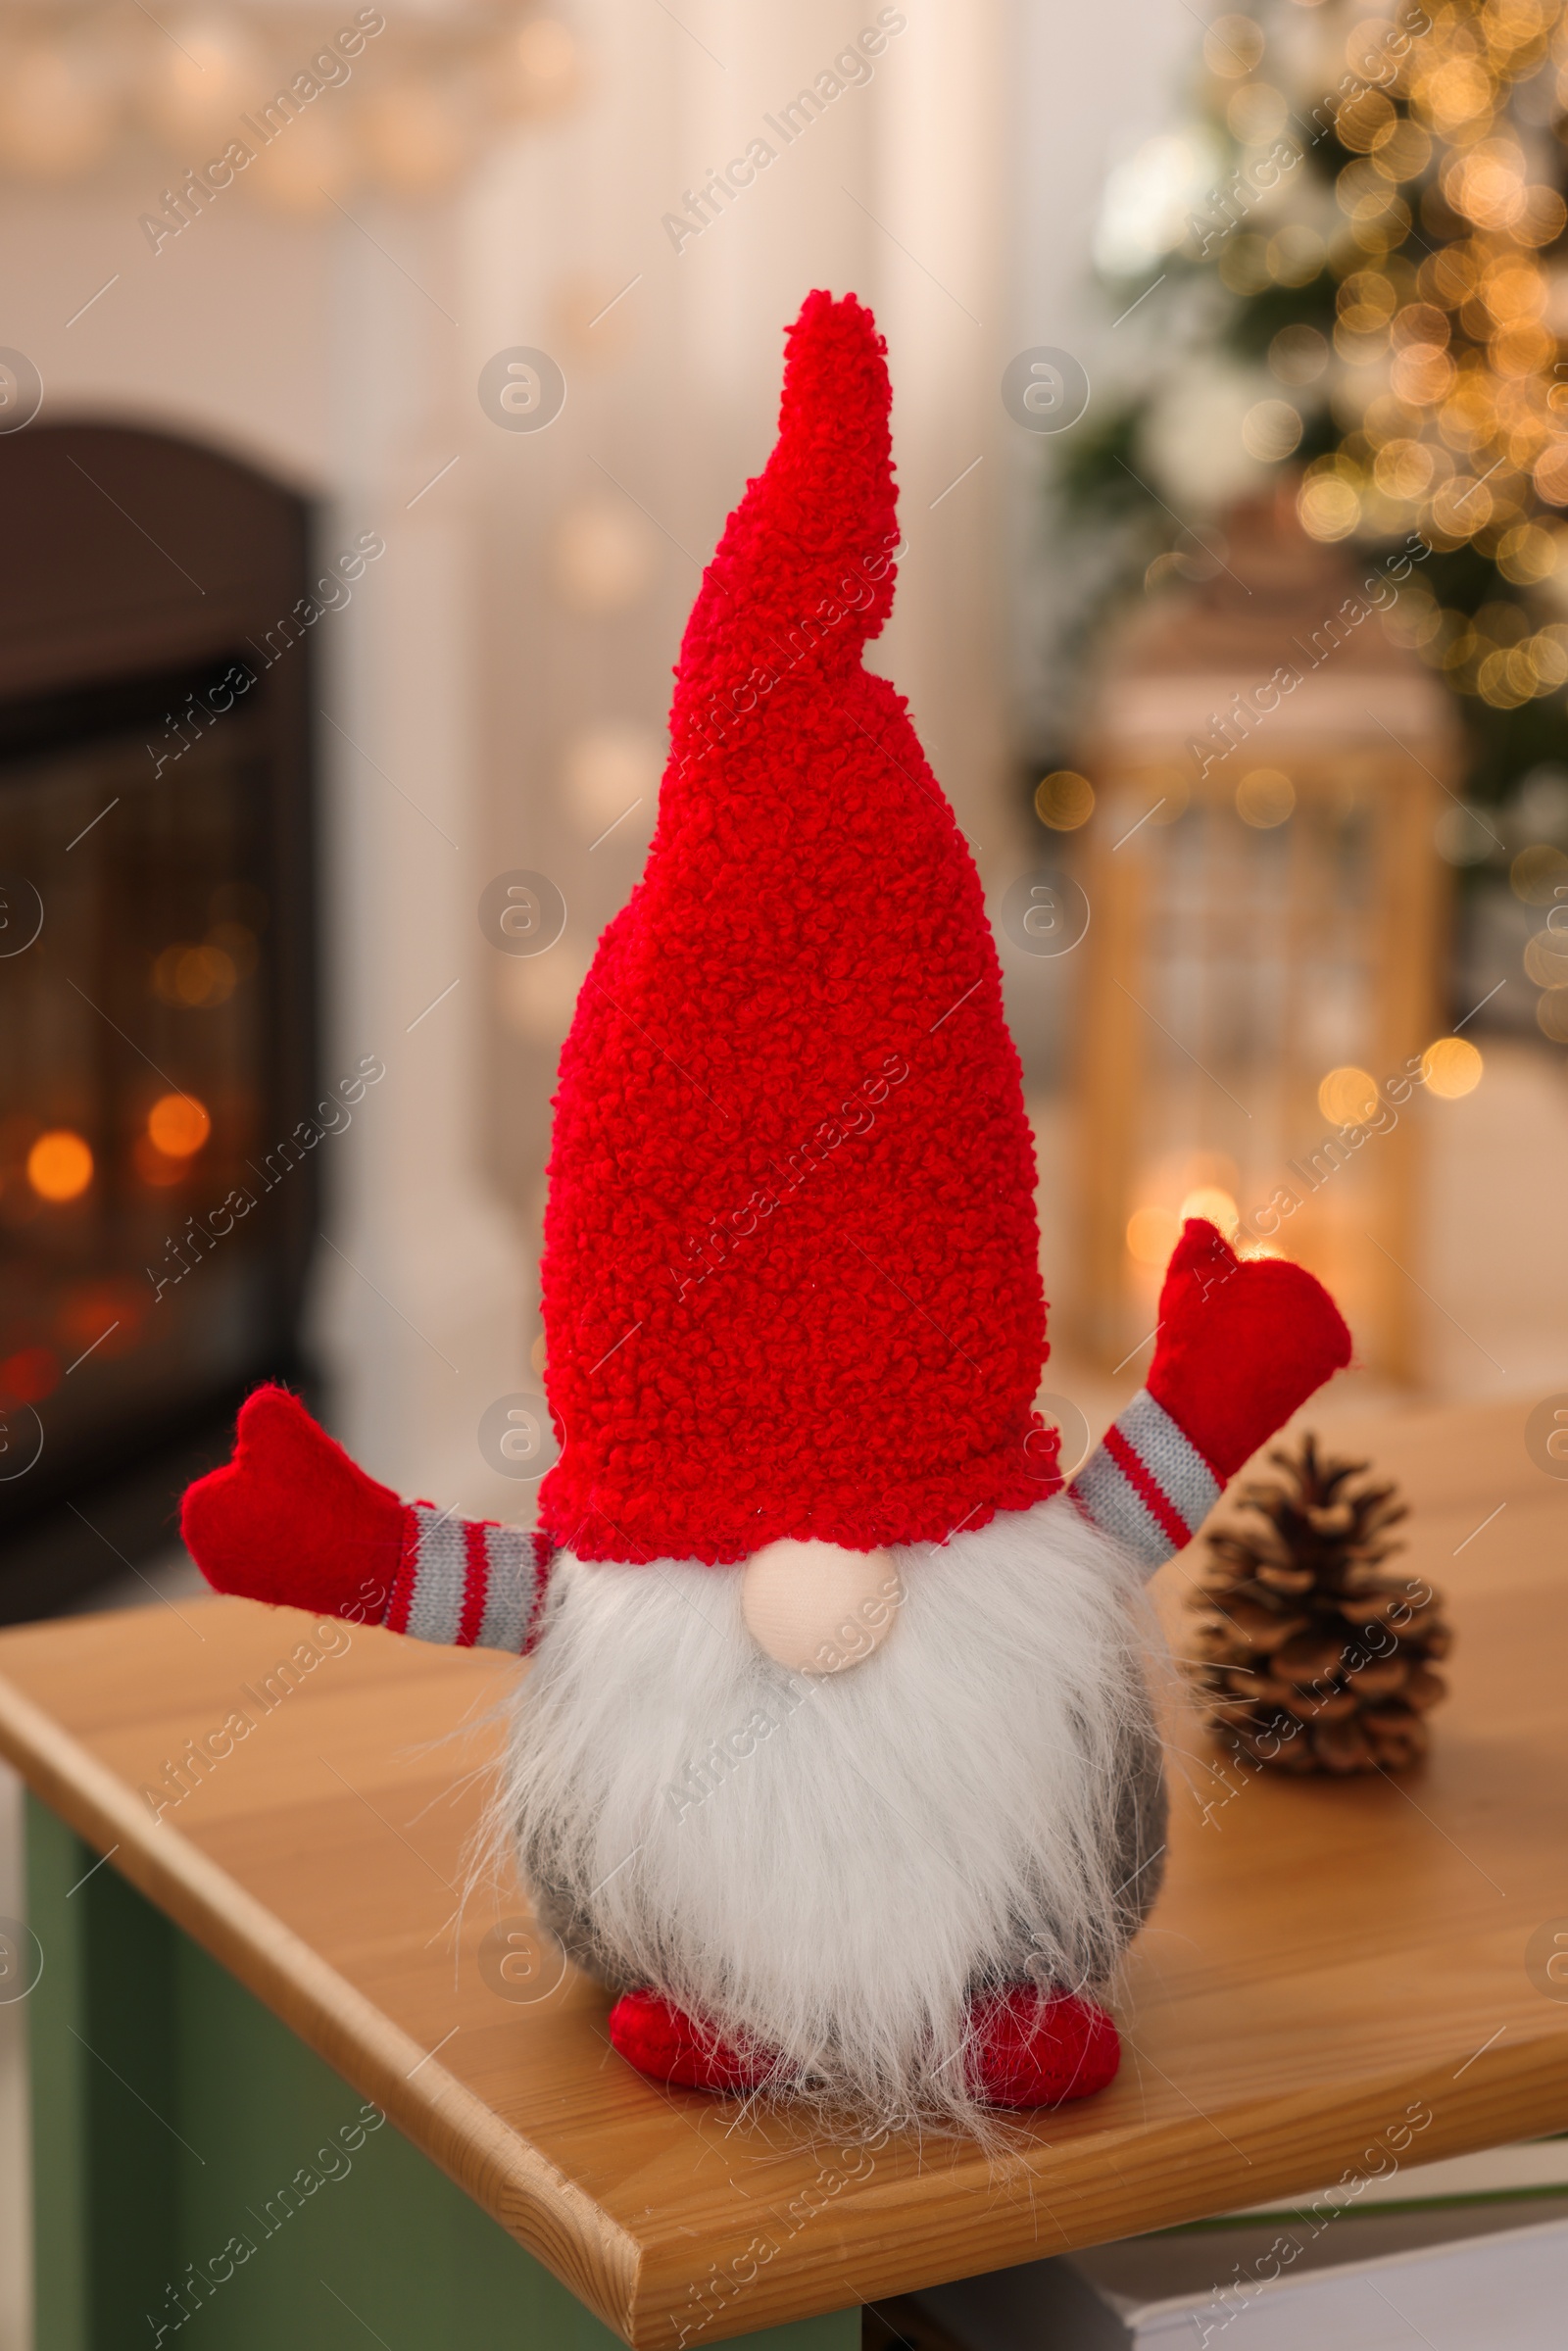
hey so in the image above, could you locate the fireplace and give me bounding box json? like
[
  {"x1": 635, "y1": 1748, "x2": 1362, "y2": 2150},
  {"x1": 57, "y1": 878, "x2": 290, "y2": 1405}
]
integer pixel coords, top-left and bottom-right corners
[{"x1": 0, "y1": 423, "x2": 316, "y2": 1617}]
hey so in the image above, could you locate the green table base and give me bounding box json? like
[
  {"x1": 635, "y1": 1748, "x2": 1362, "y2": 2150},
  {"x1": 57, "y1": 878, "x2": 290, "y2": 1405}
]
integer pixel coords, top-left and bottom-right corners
[{"x1": 25, "y1": 1795, "x2": 859, "y2": 2351}]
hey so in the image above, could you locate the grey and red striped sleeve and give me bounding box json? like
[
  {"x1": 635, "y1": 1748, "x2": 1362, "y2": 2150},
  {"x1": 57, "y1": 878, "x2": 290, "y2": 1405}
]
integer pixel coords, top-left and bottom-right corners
[
  {"x1": 383, "y1": 1509, "x2": 555, "y2": 1654},
  {"x1": 1067, "y1": 1389, "x2": 1222, "y2": 1578}
]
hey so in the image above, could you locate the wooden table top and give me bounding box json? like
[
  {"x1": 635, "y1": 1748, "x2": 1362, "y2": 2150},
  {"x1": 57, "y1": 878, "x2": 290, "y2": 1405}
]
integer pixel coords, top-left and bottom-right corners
[{"x1": 1, "y1": 1396, "x2": 1566, "y2": 2346}]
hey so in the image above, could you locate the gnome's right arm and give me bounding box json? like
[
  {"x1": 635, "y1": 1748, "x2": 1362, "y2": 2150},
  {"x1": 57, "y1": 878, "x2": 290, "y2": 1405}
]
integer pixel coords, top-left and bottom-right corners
[
  {"x1": 1064, "y1": 1217, "x2": 1351, "y2": 1576},
  {"x1": 180, "y1": 1386, "x2": 555, "y2": 1654}
]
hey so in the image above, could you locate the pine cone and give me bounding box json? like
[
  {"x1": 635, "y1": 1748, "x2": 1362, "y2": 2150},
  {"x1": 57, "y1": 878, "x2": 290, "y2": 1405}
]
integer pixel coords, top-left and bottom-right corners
[{"x1": 1185, "y1": 1432, "x2": 1450, "y2": 1776}]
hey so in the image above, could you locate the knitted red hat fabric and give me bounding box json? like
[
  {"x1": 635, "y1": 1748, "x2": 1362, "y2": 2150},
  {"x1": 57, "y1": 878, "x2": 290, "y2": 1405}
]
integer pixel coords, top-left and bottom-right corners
[{"x1": 537, "y1": 289, "x2": 1054, "y2": 1566}]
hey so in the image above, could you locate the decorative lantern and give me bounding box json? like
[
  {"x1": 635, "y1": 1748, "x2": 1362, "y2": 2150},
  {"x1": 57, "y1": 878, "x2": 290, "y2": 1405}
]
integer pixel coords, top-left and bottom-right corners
[{"x1": 1068, "y1": 493, "x2": 1461, "y2": 1382}]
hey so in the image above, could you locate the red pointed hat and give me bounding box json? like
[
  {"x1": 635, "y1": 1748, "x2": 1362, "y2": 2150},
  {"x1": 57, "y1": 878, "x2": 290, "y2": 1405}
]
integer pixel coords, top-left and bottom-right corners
[{"x1": 537, "y1": 289, "x2": 1054, "y2": 1566}]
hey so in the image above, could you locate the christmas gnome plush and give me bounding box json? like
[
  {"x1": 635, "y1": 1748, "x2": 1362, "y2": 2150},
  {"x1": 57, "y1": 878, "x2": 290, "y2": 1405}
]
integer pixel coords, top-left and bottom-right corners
[{"x1": 182, "y1": 290, "x2": 1351, "y2": 2131}]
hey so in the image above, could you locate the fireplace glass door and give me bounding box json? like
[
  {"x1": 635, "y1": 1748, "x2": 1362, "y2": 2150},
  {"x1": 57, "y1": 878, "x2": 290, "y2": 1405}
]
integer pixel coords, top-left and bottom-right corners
[{"x1": 0, "y1": 658, "x2": 309, "y2": 1527}]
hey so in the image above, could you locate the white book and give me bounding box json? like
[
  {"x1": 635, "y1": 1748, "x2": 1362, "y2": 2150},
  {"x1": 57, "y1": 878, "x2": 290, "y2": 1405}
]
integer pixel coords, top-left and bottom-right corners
[
  {"x1": 910, "y1": 2205, "x2": 1568, "y2": 2350},
  {"x1": 1230, "y1": 2133, "x2": 1568, "y2": 2214}
]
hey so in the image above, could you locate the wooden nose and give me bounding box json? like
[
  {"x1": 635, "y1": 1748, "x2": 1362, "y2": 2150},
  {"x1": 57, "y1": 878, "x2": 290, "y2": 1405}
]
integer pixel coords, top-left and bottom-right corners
[{"x1": 739, "y1": 1539, "x2": 905, "y2": 1674}]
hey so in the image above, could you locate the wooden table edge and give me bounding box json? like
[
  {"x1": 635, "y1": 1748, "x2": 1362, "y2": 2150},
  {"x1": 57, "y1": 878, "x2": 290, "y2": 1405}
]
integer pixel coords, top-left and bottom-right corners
[
  {"x1": 622, "y1": 2039, "x2": 1568, "y2": 2342},
  {"x1": 0, "y1": 1666, "x2": 649, "y2": 2344}
]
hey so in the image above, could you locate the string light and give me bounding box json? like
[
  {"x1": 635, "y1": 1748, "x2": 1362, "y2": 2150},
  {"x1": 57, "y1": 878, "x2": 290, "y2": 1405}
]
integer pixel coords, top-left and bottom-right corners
[
  {"x1": 0, "y1": 7, "x2": 581, "y2": 197},
  {"x1": 1074, "y1": 0, "x2": 1568, "y2": 751}
]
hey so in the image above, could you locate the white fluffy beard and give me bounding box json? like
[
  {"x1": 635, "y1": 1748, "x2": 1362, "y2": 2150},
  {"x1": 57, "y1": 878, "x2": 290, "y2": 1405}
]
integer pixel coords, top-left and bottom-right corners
[{"x1": 493, "y1": 1496, "x2": 1166, "y2": 2134}]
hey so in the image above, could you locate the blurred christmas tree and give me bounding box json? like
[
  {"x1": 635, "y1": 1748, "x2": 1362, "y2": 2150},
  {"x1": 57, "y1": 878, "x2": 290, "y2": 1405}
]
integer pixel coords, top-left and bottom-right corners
[{"x1": 1056, "y1": 0, "x2": 1568, "y2": 1032}]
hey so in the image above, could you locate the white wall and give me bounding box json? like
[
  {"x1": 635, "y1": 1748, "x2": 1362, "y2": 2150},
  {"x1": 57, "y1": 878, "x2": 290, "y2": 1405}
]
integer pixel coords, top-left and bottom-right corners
[
  {"x1": 1004, "y1": 0, "x2": 1198, "y2": 751},
  {"x1": 466, "y1": 0, "x2": 1039, "y2": 1349},
  {"x1": 1, "y1": 0, "x2": 1205, "y2": 1513}
]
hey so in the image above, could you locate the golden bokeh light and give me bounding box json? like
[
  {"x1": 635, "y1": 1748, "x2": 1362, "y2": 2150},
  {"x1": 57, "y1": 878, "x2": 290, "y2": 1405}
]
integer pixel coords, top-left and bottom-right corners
[
  {"x1": 1538, "y1": 987, "x2": 1568, "y2": 1043},
  {"x1": 1203, "y1": 14, "x2": 1263, "y2": 77},
  {"x1": 1337, "y1": 270, "x2": 1397, "y2": 332},
  {"x1": 1179, "y1": 1186, "x2": 1240, "y2": 1235},
  {"x1": 1236, "y1": 767, "x2": 1296, "y2": 827},
  {"x1": 1421, "y1": 1037, "x2": 1484, "y2": 1099},
  {"x1": 513, "y1": 14, "x2": 575, "y2": 82},
  {"x1": 1126, "y1": 1204, "x2": 1181, "y2": 1268},
  {"x1": 1318, "y1": 1065, "x2": 1379, "y2": 1126},
  {"x1": 1337, "y1": 87, "x2": 1395, "y2": 155},
  {"x1": 27, "y1": 1129, "x2": 93, "y2": 1202},
  {"x1": 1384, "y1": 587, "x2": 1445, "y2": 650},
  {"x1": 1524, "y1": 928, "x2": 1568, "y2": 988},
  {"x1": 1265, "y1": 228, "x2": 1325, "y2": 288},
  {"x1": 151, "y1": 942, "x2": 238, "y2": 1009},
  {"x1": 356, "y1": 85, "x2": 469, "y2": 199},
  {"x1": 1424, "y1": 55, "x2": 1494, "y2": 131},
  {"x1": 1227, "y1": 81, "x2": 1287, "y2": 144},
  {"x1": 1495, "y1": 521, "x2": 1558, "y2": 583},
  {"x1": 1371, "y1": 119, "x2": 1431, "y2": 183},
  {"x1": 1374, "y1": 437, "x2": 1437, "y2": 500},
  {"x1": 1298, "y1": 473, "x2": 1360, "y2": 541},
  {"x1": 1268, "y1": 321, "x2": 1329, "y2": 382},
  {"x1": 1035, "y1": 769, "x2": 1096, "y2": 830},
  {"x1": 147, "y1": 1093, "x2": 211, "y2": 1158},
  {"x1": 1511, "y1": 843, "x2": 1568, "y2": 903},
  {"x1": 1387, "y1": 302, "x2": 1447, "y2": 355},
  {"x1": 1493, "y1": 312, "x2": 1554, "y2": 367},
  {"x1": 493, "y1": 15, "x2": 579, "y2": 116},
  {"x1": 1389, "y1": 341, "x2": 1455, "y2": 406},
  {"x1": 1477, "y1": 646, "x2": 1533, "y2": 707},
  {"x1": 1432, "y1": 474, "x2": 1493, "y2": 537},
  {"x1": 1534, "y1": 445, "x2": 1568, "y2": 506},
  {"x1": 1242, "y1": 399, "x2": 1302, "y2": 462}
]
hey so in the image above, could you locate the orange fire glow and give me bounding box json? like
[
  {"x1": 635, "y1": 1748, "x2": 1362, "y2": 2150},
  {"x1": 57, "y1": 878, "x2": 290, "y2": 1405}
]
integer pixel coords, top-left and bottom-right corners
[
  {"x1": 27, "y1": 1130, "x2": 93, "y2": 1202},
  {"x1": 147, "y1": 1093, "x2": 211, "y2": 1157}
]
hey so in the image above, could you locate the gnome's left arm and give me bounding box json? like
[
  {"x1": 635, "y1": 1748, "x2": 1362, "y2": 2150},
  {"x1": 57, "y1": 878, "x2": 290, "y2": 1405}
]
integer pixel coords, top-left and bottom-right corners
[
  {"x1": 1066, "y1": 1216, "x2": 1351, "y2": 1576},
  {"x1": 181, "y1": 1219, "x2": 1350, "y2": 1643}
]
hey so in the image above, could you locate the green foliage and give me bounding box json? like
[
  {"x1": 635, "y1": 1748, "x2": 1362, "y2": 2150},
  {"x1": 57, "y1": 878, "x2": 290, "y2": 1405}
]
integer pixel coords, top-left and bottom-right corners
[
  {"x1": 1221, "y1": 271, "x2": 1337, "y2": 355},
  {"x1": 1054, "y1": 401, "x2": 1152, "y2": 521}
]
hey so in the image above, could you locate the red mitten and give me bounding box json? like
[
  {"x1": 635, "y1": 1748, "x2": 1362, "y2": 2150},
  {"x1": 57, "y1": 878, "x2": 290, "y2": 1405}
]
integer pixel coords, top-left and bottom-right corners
[
  {"x1": 180, "y1": 1385, "x2": 404, "y2": 1621},
  {"x1": 1148, "y1": 1220, "x2": 1352, "y2": 1484}
]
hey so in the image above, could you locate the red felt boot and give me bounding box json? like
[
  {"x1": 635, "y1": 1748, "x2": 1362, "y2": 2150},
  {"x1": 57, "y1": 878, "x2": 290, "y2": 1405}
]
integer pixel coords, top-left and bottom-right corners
[
  {"x1": 608, "y1": 1990, "x2": 774, "y2": 2093},
  {"x1": 967, "y1": 1985, "x2": 1121, "y2": 2108},
  {"x1": 1149, "y1": 1219, "x2": 1352, "y2": 1483},
  {"x1": 180, "y1": 1385, "x2": 405, "y2": 1622},
  {"x1": 608, "y1": 1985, "x2": 1120, "y2": 2108}
]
